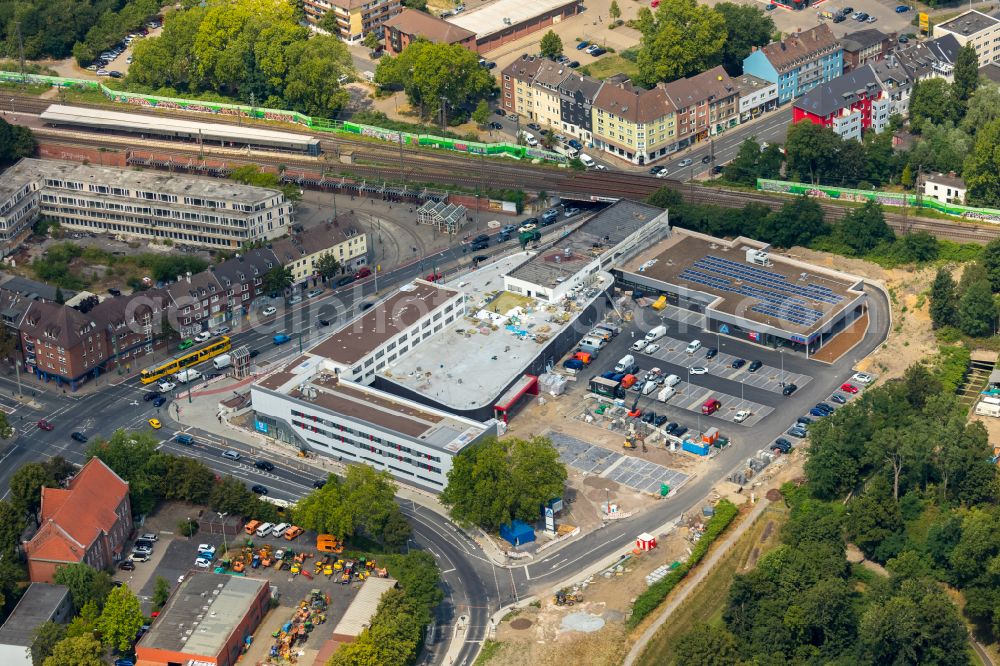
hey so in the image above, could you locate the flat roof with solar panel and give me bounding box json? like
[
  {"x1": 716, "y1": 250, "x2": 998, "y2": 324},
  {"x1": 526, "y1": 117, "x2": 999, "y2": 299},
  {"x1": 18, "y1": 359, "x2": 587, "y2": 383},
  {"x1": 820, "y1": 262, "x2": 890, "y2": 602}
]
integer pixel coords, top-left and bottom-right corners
[{"x1": 618, "y1": 229, "x2": 866, "y2": 343}]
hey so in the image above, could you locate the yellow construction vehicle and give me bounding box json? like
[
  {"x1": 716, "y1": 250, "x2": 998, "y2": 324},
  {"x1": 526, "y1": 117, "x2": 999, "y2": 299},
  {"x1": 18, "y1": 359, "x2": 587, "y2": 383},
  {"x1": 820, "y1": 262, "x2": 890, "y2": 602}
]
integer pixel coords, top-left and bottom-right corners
[{"x1": 554, "y1": 591, "x2": 582, "y2": 606}]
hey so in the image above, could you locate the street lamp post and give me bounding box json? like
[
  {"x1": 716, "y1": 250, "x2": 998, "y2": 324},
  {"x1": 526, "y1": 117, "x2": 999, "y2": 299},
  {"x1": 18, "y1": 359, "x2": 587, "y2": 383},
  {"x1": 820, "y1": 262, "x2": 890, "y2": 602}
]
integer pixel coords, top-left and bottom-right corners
[
  {"x1": 218, "y1": 512, "x2": 229, "y2": 555},
  {"x1": 780, "y1": 349, "x2": 785, "y2": 387}
]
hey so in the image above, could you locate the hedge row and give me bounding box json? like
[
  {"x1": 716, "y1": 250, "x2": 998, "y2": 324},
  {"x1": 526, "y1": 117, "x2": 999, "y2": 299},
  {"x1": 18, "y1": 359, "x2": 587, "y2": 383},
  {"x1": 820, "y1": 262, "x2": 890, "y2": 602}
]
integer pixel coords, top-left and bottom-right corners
[
  {"x1": 626, "y1": 499, "x2": 739, "y2": 629},
  {"x1": 934, "y1": 345, "x2": 971, "y2": 394}
]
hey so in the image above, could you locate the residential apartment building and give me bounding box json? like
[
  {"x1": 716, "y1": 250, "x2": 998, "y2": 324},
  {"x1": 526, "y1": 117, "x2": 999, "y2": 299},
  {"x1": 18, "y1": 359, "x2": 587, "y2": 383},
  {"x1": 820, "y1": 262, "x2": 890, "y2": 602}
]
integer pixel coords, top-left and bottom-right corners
[
  {"x1": 167, "y1": 271, "x2": 227, "y2": 338},
  {"x1": 270, "y1": 220, "x2": 368, "y2": 287},
  {"x1": 871, "y1": 34, "x2": 960, "y2": 117},
  {"x1": 734, "y1": 73, "x2": 779, "y2": 122},
  {"x1": 743, "y1": 24, "x2": 843, "y2": 103},
  {"x1": 922, "y1": 172, "x2": 967, "y2": 205},
  {"x1": 558, "y1": 71, "x2": 603, "y2": 143},
  {"x1": 934, "y1": 9, "x2": 1000, "y2": 64},
  {"x1": 841, "y1": 28, "x2": 895, "y2": 72},
  {"x1": 662, "y1": 66, "x2": 740, "y2": 149},
  {"x1": 382, "y1": 8, "x2": 476, "y2": 55},
  {"x1": 0, "y1": 168, "x2": 41, "y2": 257},
  {"x1": 1, "y1": 159, "x2": 292, "y2": 250},
  {"x1": 500, "y1": 55, "x2": 545, "y2": 118},
  {"x1": 304, "y1": 0, "x2": 402, "y2": 41},
  {"x1": 212, "y1": 249, "x2": 280, "y2": 323},
  {"x1": 530, "y1": 60, "x2": 571, "y2": 130},
  {"x1": 591, "y1": 78, "x2": 676, "y2": 165},
  {"x1": 20, "y1": 301, "x2": 109, "y2": 389},
  {"x1": 792, "y1": 64, "x2": 890, "y2": 140},
  {"x1": 89, "y1": 290, "x2": 169, "y2": 374},
  {"x1": 24, "y1": 458, "x2": 132, "y2": 583}
]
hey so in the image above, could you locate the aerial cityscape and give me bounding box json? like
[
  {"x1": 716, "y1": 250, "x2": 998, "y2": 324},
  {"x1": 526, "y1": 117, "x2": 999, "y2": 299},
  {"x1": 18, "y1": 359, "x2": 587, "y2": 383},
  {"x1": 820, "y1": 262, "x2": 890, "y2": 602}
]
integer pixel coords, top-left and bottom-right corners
[{"x1": 0, "y1": 0, "x2": 999, "y2": 664}]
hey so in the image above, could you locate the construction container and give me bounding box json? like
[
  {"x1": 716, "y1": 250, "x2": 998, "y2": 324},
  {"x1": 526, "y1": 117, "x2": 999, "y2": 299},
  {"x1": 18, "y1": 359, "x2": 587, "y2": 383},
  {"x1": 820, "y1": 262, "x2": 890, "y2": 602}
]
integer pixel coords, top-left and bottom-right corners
[{"x1": 682, "y1": 440, "x2": 710, "y2": 456}]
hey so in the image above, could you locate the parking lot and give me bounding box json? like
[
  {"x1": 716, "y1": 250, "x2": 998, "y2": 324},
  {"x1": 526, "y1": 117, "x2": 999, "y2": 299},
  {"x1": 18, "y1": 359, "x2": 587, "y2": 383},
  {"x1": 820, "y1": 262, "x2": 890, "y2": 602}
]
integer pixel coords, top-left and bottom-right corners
[{"x1": 548, "y1": 432, "x2": 691, "y2": 495}]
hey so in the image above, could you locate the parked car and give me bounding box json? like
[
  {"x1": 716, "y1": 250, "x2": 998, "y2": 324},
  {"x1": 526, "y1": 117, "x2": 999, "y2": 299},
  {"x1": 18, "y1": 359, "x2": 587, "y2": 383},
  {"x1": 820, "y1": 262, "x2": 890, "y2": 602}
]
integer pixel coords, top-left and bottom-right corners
[
  {"x1": 731, "y1": 358, "x2": 746, "y2": 369},
  {"x1": 705, "y1": 347, "x2": 718, "y2": 359},
  {"x1": 787, "y1": 426, "x2": 808, "y2": 438},
  {"x1": 129, "y1": 551, "x2": 150, "y2": 562},
  {"x1": 567, "y1": 60, "x2": 580, "y2": 68},
  {"x1": 306, "y1": 288, "x2": 325, "y2": 299},
  {"x1": 896, "y1": 4, "x2": 910, "y2": 11},
  {"x1": 631, "y1": 339, "x2": 648, "y2": 352},
  {"x1": 527, "y1": 122, "x2": 542, "y2": 132},
  {"x1": 576, "y1": 40, "x2": 590, "y2": 50},
  {"x1": 194, "y1": 557, "x2": 212, "y2": 568},
  {"x1": 734, "y1": 409, "x2": 751, "y2": 423},
  {"x1": 212, "y1": 325, "x2": 231, "y2": 336},
  {"x1": 840, "y1": 383, "x2": 859, "y2": 394},
  {"x1": 772, "y1": 438, "x2": 792, "y2": 453},
  {"x1": 830, "y1": 393, "x2": 848, "y2": 404},
  {"x1": 782, "y1": 383, "x2": 798, "y2": 396},
  {"x1": 335, "y1": 275, "x2": 356, "y2": 287},
  {"x1": 796, "y1": 416, "x2": 813, "y2": 426},
  {"x1": 690, "y1": 366, "x2": 708, "y2": 375},
  {"x1": 118, "y1": 560, "x2": 135, "y2": 571},
  {"x1": 194, "y1": 331, "x2": 211, "y2": 343},
  {"x1": 851, "y1": 372, "x2": 874, "y2": 385},
  {"x1": 644, "y1": 343, "x2": 660, "y2": 354},
  {"x1": 489, "y1": 122, "x2": 503, "y2": 130},
  {"x1": 748, "y1": 360, "x2": 763, "y2": 372},
  {"x1": 261, "y1": 306, "x2": 277, "y2": 316}
]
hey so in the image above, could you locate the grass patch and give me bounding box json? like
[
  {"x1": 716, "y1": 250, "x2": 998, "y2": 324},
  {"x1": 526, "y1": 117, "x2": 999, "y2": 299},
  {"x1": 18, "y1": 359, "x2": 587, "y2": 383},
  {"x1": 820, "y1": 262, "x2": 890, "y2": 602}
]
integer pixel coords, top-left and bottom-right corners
[
  {"x1": 634, "y1": 504, "x2": 788, "y2": 666},
  {"x1": 474, "y1": 639, "x2": 504, "y2": 665},
  {"x1": 578, "y1": 55, "x2": 641, "y2": 82}
]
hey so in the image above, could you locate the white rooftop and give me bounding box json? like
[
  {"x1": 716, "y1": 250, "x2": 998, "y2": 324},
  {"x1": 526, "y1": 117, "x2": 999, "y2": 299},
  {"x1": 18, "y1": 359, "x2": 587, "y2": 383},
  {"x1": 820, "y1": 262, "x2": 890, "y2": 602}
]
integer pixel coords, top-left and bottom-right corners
[
  {"x1": 382, "y1": 251, "x2": 608, "y2": 410},
  {"x1": 446, "y1": 0, "x2": 576, "y2": 38}
]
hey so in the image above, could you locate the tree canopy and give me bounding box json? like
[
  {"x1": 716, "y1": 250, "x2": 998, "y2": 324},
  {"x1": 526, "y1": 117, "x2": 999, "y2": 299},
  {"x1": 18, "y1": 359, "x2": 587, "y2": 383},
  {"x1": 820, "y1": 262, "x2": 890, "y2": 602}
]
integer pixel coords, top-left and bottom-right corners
[
  {"x1": 98, "y1": 585, "x2": 144, "y2": 652},
  {"x1": 441, "y1": 436, "x2": 567, "y2": 530},
  {"x1": 964, "y1": 118, "x2": 1000, "y2": 207},
  {"x1": 634, "y1": 0, "x2": 727, "y2": 86},
  {"x1": 375, "y1": 40, "x2": 495, "y2": 121},
  {"x1": 713, "y1": 3, "x2": 774, "y2": 74},
  {"x1": 42, "y1": 633, "x2": 104, "y2": 666},
  {"x1": 0, "y1": 119, "x2": 36, "y2": 166},
  {"x1": 127, "y1": 0, "x2": 353, "y2": 117},
  {"x1": 539, "y1": 30, "x2": 563, "y2": 58}
]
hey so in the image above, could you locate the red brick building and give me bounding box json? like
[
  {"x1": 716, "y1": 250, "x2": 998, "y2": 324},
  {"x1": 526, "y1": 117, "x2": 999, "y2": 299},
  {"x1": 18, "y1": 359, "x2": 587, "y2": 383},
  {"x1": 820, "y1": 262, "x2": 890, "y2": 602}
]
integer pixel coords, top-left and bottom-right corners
[
  {"x1": 24, "y1": 458, "x2": 132, "y2": 583},
  {"x1": 382, "y1": 8, "x2": 477, "y2": 55}
]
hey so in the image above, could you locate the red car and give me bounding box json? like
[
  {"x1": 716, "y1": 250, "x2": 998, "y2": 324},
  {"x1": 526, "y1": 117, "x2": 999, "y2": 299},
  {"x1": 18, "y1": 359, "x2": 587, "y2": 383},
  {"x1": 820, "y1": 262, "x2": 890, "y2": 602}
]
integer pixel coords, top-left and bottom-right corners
[
  {"x1": 425, "y1": 273, "x2": 443, "y2": 282},
  {"x1": 840, "y1": 383, "x2": 859, "y2": 394},
  {"x1": 37, "y1": 419, "x2": 54, "y2": 431}
]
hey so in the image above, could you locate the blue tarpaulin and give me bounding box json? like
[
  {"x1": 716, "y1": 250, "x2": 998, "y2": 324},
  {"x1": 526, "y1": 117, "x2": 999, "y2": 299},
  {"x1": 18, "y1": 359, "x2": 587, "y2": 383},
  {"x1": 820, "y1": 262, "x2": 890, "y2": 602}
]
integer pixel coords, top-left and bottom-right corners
[{"x1": 499, "y1": 520, "x2": 535, "y2": 546}]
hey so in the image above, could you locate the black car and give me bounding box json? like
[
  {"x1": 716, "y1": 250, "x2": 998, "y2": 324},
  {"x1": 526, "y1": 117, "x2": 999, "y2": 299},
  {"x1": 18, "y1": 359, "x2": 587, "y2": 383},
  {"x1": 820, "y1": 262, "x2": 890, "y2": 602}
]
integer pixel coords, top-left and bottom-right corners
[
  {"x1": 335, "y1": 276, "x2": 356, "y2": 287},
  {"x1": 665, "y1": 422, "x2": 678, "y2": 435},
  {"x1": 643, "y1": 411, "x2": 657, "y2": 423},
  {"x1": 782, "y1": 383, "x2": 798, "y2": 396},
  {"x1": 833, "y1": 14, "x2": 846, "y2": 22},
  {"x1": 567, "y1": 60, "x2": 580, "y2": 68},
  {"x1": 673, "y1": 426, "x2": 688, "y2": 438},
  {"x1": 489, "y1": 122, "x2": 503, "y2": 130},
  {"x1": 471, "y1": 240, "x2": 489, "y2": 251},
  {"x1": 251, "y1": 484, "x2": 268, "y2": 495},
  {"x1": 842, "y1": 6, "x2": 853, "y2": 14},
  {"x1": 787, "y1": 426, "x2": 807, "y2": 438},
  {"x1": 249, "y1": 349, "x2": 260, "y2": 358},
  {"x1": 527, "y1": 123, "x2": 542, "y2": 132},
  {"x1": 705, "y1": 347, "x2": 718, "y2": 359},
  {"x1": 472, "y1": 254, "x2": 489, "y2": 264},
  {"x1": 701, "y1": 155, "x2": 711, "y2": 164},
  {"x1": 312, "y1": 478, "x2": 327, "y2": 489},
  {"x1": 255, "y1": 460, "x2": 275, "y2": 471},
  {"x1": 71, "y1": 432, "x2": 88, "y2": 443},
  {"x1": 143, "y1": 391, "x2": 160, "y2": 401},
  {"x1": 796, "y1": 416, "x2": 813, "y2": 426},
  {"x1": 649, "y1": 166, "x2": 665, "y2": 175},
  {"x1": 748, "y1": 360, "x2": 763, "y2": 372},
  {"x1": 119, "y1": 560, "x2": 135, "y2": 571},
  {"x1": 731, "y1": 358, "x2": 746, "y2": 369},
  {"x1": 152, "y1": 396, "x2": 166, "y2": 408},
  {"x1": 772, "y1": 438, "x2": 792, "y2": 453},
  {"x1": 590, "y1": 47, "x2": 606, "y2": 56},
  {"x1": 711, "y1": 165, "x2": 724, "y2": 175},
  {"x1": 830, "y1": 393, "x2": 847, "y2": 404},
  {"x1": 654, "y1": 414, "x2": 669, "y2": 427},
  {"x1": 495, "y1": 108, "x2": 506, "y2": 116}
]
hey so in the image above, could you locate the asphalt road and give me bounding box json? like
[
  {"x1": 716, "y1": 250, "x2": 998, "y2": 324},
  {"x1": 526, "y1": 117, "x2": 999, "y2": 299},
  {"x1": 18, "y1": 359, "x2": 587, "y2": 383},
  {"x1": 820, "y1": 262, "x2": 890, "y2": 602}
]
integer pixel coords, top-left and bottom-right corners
[{"x1": 0, "y1": 212, "x2": 889, "y2": 665}]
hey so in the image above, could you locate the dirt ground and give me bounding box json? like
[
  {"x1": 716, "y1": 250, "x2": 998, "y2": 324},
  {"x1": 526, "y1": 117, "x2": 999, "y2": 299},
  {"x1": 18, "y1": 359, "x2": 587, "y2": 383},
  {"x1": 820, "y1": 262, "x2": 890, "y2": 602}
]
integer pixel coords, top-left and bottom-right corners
[{"x1": 789, "y1": 247, "x2": 938, "y2": 382}]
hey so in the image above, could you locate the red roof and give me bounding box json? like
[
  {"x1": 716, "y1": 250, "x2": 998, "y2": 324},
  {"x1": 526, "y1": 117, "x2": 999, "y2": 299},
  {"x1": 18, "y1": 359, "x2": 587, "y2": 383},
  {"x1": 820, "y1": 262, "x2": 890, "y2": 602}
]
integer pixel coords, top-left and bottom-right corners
[{"x1": 27, "y1": 458, "x2": 129, "y2": 563}]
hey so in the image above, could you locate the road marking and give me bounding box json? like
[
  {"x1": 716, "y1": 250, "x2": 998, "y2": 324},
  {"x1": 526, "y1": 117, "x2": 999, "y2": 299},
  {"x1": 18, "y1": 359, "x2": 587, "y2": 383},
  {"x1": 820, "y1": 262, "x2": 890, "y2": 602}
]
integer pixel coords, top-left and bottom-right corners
[
  {"x1": 441, "y1": 568, "x2": 456, "y2": 574},
  {"x1": 523, "y1": 565, "x2": 530, "y2": 581}
]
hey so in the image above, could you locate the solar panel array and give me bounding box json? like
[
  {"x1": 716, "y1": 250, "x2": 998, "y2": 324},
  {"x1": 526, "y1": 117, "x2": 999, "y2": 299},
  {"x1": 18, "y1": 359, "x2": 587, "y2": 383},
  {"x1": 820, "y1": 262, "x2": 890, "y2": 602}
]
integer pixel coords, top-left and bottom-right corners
[{"x1": 678, "y1": 254, "x2": 846, "y2": 328}]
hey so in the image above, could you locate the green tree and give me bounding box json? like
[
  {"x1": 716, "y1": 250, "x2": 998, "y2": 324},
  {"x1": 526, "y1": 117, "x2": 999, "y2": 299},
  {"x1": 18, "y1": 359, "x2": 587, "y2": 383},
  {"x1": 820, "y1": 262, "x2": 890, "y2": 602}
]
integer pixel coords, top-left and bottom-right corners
[
  {"x1": 316, "y1": 253, "x2": 342, "y2": 280},
  {"x1": 784, "y1": 121, "x2": 842, "y2": 185},
  {"x1": 0, "y1": 119, "x2": 37, "y2": 165},
  {"x1": 8, "y1": 462, "x2": 54, "y2": 518},
  {"x1": 263, "y1": 265, "x2": 294, "y2": 295},
  {"x1": 0, "y1": 411, "x2": 13, "y2": 440},
  {"x1": 713, "y1": 3, "x2": 774, "y2": 74},
  {"x1": 609, "y1": 0, "x2": 621, "y2": 20},
  {"x1": 964, "y1": 118, "x2": 1000, "y2": 207},
  {"x1": 282, "y1": 35, "x2": 353, "y2": 118},
  {"x1": 960, "y1": 85, "x2": 1000, "y2": 137},
  {"x1": 646, "y1": 186, "x2": 683, "y2": 209},
  {"x1": 634, "y1": 0, "x2": 727, "y2": 86},
  {"x1": 64, "y1": 600, "x2": 100, "y2": 639},
  {"x1": 42, "y1": 634, "x2": 104, "y2": 666},
  {"x1": 31, "y1": 621, "x2": 66, "y2": 666},
  {"x1": 952, "y1": 43, "x2": 979, "y2": 116},
  {"x1": 755, "y1": 196, "x2": 829, "y2": 249},
  {"x1": 834, "y1": 200, "x2": 894, "y2": 255},
  {"x1": 725, "y1": 138, "x2": 763, "y2": 186},
  {"x1": 909, "y1": 78, "x2": 955, "y2": 130},
  {"x1": 981, "y1": 238, "x2": 1000, "y2": 292},
  {"x1": 293, "y1": 465, "x2": 406, "y2": 546},
  {"x1": 375, "y1": 41, "x2": 495, "y2": 120},
  {"x1": 908, "y1": 121, "x2": 971, "y2": 175},
  {"x1": 957, "y1": 277, "x2": 996, "y2": 338},
  {"x1": 929, "y1": 268, "x2": 958, "y2": 329},
  {"x1": 86, "y1": 430, "x2": 160, "y2": 514},
  {"x1": 891, "y1": 231, "x2": 939, "y2": 263},
  {"x1": 0, "y1": 500, "x2": 27, "y2": 559},
  {"x1": 539, "y1": 30, "x2": 563, "y2": 58},
  {"x1": 97, "y1": 585, "x2": 144, "y2": 652},
  {"x1": 363, "y1": 31, "x2": 380, "y2": 51},
  {"x1": 471, "y1": 99, "x2": 490, "y2": 127},
  {"x1": 53, "y1": 563, "x2": 113, "y2": 614},
  {"x1": 441, "y1": 436, "x2": 566, "y2": 530},
  {"x1": 152, "y1": 576, "x2": 171, "y2": 609},
  {"x1": 672, "y1": 624, "x2": 740, "y2": 665},
  {"x1": 901, "y1": 163, "x2": 914, "y2": 189}
]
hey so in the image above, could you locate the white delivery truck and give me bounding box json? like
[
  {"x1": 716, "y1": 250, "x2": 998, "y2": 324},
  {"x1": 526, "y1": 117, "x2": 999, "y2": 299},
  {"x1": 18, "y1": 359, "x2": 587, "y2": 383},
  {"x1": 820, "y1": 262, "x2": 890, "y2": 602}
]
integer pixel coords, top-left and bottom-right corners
[
  {"x1": 175, "y1": 368, "x2": 203, "y2": 384},
  {"x1": 657, "y1": 386, "x2": 676, "y2": 402},
  {"x1": 615, "y1": 354, "x2": 635, "y2": 373},
  {"x1": 645, "y1": 325, "x2": 667, "y2": 342},
  {"x1": 212, "y1": 354, "x2": 232, "y2": 370}
]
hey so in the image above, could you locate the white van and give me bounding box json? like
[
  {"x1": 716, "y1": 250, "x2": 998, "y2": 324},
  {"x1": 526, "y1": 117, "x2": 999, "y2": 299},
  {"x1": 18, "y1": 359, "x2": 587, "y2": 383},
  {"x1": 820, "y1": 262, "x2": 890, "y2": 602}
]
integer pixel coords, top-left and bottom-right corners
[
  {"x1": 658, "y1": 386, "x2": 676, "y2": 402},
  {"x1": 212, "y1": 354, "x2": 232, "y2": 370},
  {"x1": 523, "y1": 132, "x2": 538, "y2": 147},
  {"x1": 579, "y1": 153, "x2": 595, "y2": 167},
  {"x1": 271, "y1": 523, "x2": 290, "y2": 538},
  {"x1": 645, "y1": 325, "x2": 667, "y2": 342},
  {"x1": 615, "y1": 354, "x2": 635, "y2": 373},
  {"x1": 643, "y1": 381, "x2": 659, "y2": 396},
  {"x1": 588, "y1": 329, "x2": 612, "y2": 342},
  {"x1": 665, "y1": 374, "x2": 681, "y2": 387},
  {"x1": 175, "y1": 368, "x2": 202, "y2": 384},
  {"x1": 580, "y1": 336, "x2": 606, "y2": 349},
  {"x1": 686, "y1": 340, "x2": 702, "y2": 353},
  {"x1": 255, "y1": 522, "x2": 274, "y2": 538}
]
